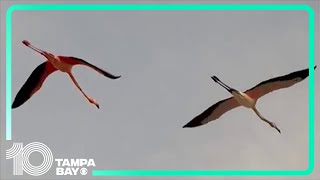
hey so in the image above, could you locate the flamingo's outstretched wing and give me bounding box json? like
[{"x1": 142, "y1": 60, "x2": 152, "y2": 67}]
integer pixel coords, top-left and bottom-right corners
[
  {"x1": 12, "y1": 62, "x2": 57, "y2": 109},
  {"x1": 183, "y1": 97, "x2": 240, "y2": 128},
  {"x1": 62, "y1": 56, "x2": 121, "y2": 79},
  {"x1": 245, "y1": 66, "x2": 315, "y2": 100}
]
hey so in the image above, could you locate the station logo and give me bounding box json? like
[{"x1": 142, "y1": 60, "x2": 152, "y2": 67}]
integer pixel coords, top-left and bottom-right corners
[{"x1": 6, "y1": 142, "x2": 95, "y2": 176}]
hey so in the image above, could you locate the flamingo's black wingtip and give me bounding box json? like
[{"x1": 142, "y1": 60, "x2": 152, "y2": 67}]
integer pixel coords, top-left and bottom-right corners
[
  {"x1": 183, "y1": 124, "x2": 199, "y2": 128},
  {"x1": 107, "y1": 75, "x2": 121, "y2": 79},
  {"x1": 183, "y1": 121, "x2": 203, "y2": 128},
  {"x1": 182, "y1": 125, "x2": 193, "y2": 128},
  {"x1": 183, "y1": 122, "x2": 191, "y2": 128},
  {"x1": 12, "y1": 101, "x2": 19, "y2": 109}
]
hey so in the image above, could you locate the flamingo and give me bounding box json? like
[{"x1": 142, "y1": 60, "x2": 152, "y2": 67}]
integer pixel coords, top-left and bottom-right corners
[
  {"x1": 12, "y1": 40, "x2": 121, "y2": 109},
  {"x1": 183, "y1": 66, "x2": 316, "y2": 134}
]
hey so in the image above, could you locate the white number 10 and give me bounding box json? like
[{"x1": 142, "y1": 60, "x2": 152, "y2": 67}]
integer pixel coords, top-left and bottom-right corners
[{"x1": 6, "y1": 142, "x2": 53, "y2": 176}]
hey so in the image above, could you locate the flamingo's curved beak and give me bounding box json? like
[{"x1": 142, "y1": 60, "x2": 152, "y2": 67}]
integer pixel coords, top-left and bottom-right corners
[
  {"x1": 22, "y1": 40, "x2": 30, "y2": 46},
  {"x1": 22, "y1": 40, "x2": 46, "y2": 56}
]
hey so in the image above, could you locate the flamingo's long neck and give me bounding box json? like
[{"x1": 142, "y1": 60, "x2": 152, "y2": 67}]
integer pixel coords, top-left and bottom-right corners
[
  {"x1": 211, "y1": 76, "x2": 235, "y2": 93},
  {"x1": 26, "y1": 44, "x2": 46, "y2": 55}
]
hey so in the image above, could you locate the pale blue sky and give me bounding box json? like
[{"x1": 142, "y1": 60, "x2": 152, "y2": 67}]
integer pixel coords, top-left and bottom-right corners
[{"x1": 1, "y1": 0, "x2": 319, "y2": 179}]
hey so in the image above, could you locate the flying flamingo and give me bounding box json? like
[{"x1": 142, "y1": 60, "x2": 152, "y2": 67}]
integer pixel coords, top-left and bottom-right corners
[
  {"x1": 12, "y1": 40, "x2": 121, "y2": 109},
  {"x1": 183, "y1": 66, "x2": 316, "y2": 133}
]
